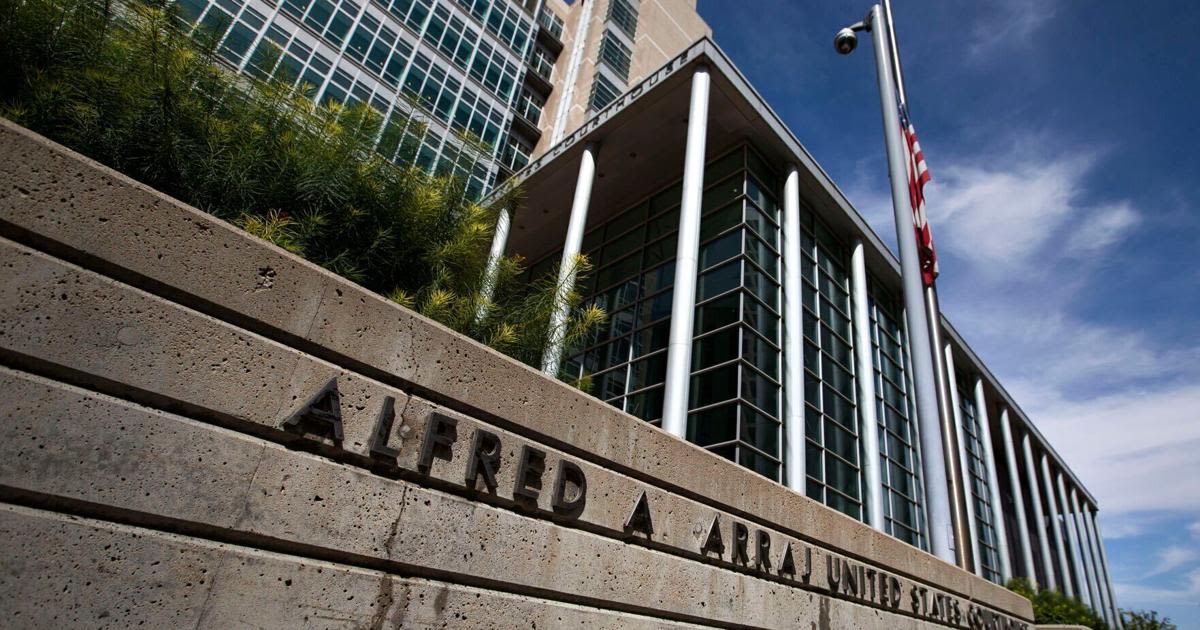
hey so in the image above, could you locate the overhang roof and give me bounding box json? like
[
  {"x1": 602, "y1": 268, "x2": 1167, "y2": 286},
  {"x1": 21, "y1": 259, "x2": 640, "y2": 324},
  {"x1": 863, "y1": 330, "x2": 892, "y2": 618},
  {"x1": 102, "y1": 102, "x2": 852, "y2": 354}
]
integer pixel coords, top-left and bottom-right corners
[{"x1": 494, "y1": 37, "x2": 1098, "y2": 507}]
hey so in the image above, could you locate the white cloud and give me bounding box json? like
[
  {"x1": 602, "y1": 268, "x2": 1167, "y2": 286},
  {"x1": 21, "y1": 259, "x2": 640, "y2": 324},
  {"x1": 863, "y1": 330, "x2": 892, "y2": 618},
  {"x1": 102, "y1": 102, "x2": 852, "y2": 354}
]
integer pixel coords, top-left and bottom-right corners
[
  {"x1": 1190, "y1": 521, "x2": 1200, "y2": 538},
  {"x1": 1116, "y1": 568, "x2": 1200, "y2": 606},
  {"x1": 968, "y1": 0, "x2": 1058, "y2": 59},
  {"x1": 922, "y1": 143, "x2": 1142, "y2": 280},
  {"x1": 1027, "y1": 382, "x2": 1200, "y2": 516},
  {"x1": 1146, "y1": 545, "x2": 1200, "y2": 578},
  {"x1": 1066, "y1": 201, "x2": 1141, "y2": 256}
]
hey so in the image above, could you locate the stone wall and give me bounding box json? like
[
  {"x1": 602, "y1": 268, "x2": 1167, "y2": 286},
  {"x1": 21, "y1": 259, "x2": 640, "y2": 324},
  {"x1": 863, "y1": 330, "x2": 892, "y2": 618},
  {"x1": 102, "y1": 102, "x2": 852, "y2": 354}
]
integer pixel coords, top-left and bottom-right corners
[{"x1": 0, "y1": 119, "x2": 1034, "y2": 628}]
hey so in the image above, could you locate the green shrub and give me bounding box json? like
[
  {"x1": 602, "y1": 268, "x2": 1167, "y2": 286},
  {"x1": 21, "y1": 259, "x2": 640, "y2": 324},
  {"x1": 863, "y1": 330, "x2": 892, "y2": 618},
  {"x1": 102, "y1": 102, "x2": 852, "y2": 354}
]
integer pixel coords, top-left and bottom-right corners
[
  {"x1": 1006, "y1": 578, "x2": 1109, "y2": 629},
  {"x1": 1121, "y1": 609, "x2": 1178, "y2": 630},
  {"x1": 0, "y1": 0, "x2": 603, "y2": 380}
]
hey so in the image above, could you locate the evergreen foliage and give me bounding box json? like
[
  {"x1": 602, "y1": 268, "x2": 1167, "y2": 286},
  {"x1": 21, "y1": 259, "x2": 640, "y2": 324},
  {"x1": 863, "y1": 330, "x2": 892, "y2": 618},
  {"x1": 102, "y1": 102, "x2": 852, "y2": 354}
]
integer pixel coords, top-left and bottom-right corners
[
  {"x1": 0, "y1": 0, "x2": 604, "y2": 383},
  {"x1": 1007, "y1": 578, "x2": 1110, "y2": 629}
]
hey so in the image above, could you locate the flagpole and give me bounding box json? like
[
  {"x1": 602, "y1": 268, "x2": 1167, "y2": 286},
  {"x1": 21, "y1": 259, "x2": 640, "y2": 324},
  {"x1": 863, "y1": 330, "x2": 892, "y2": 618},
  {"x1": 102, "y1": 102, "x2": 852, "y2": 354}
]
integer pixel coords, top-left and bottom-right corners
[{"x1": 880, "y1": 0, "x2": 974, "y2": 571}]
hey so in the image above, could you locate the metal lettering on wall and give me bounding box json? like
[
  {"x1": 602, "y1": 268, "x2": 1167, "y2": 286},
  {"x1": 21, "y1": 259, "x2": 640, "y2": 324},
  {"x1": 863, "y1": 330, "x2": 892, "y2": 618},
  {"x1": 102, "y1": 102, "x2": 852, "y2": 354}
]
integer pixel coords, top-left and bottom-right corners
[{"x1": 280, "y1": 378, "x2": 1028, "y2": 629}]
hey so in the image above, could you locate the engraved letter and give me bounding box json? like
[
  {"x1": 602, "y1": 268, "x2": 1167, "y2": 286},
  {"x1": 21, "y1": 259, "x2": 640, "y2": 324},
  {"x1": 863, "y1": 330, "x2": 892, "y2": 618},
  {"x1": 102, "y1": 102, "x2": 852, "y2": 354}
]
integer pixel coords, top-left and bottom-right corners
[
  {"x1": 623, "y1": 490, "x2": 654, "y2": 538},
  {"x1": 551, "y1": 459, "x2": 587, "y2": 516},
  {"x1": 778, "y1": 541, "x2": 796, "y2": 578},
  {"x1": 755, "y1": 530, "x2": 772, "y2": 572},
  {"x1": 368, "y1": 396, "x2": 400, "y2": 462},
  {"x1": 417, "y1": 412, "x2": 458, "y2": 474},
  {"x1": 701, "y1": 515, "x2": 724, "y2": 557},
  {"x1": 465, "y1": 429, "x2": 502, "y2": 492},
  {"x1": 281, "y1": 378, "x2": 344, "y2": 443},
  {"x1": 513, "y1": 445, "x2": 546, "y2": 502},
  {"x1": 732, "y1": 522, "x2": 750, "y2": 565}
]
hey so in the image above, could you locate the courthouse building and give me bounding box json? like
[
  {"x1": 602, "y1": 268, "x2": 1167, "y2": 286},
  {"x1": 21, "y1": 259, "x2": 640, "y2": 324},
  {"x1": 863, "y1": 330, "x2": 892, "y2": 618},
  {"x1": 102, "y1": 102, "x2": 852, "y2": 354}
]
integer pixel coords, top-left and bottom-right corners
[{"x1": 0, "y1": 0, "x2": 1123, "y2": 626}]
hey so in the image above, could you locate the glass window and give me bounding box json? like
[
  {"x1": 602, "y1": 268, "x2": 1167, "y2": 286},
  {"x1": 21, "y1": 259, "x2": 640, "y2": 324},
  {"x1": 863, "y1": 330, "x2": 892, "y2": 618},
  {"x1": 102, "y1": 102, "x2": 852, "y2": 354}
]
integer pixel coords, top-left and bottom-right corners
[
  {"x1": 553, "y1": 145, "x2": 784, "y2": 481},
  {"x1": 589, "y1": 71, "x2": 621, "y2": 111},
  {"x1": 598, "y1": 31, "x2": 632, "y2": 80},
  {"x1": 690, "y1": 364, "x2": 738, "y2": 409},
  {"x1": 688, "y1": 403, "x2": 737, "y2": 447},
  {"x1": 607, "y1": 0, "x2": 639, "y2": 37}
]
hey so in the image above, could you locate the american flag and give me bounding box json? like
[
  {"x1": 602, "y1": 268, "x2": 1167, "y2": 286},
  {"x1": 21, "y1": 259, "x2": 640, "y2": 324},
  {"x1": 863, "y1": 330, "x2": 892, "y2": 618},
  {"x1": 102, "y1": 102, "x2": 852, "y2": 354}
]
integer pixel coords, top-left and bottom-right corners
[{"x1": 899, "y1": 104, "x2": 938, "y2": 286}]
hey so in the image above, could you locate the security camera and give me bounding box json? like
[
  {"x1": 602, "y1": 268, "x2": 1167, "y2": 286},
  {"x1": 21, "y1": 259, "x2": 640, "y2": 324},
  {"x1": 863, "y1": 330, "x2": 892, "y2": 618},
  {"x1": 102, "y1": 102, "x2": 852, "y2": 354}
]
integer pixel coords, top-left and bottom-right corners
[{"x1": 834, "y1": 28, "x2": 859, "y2": 55}]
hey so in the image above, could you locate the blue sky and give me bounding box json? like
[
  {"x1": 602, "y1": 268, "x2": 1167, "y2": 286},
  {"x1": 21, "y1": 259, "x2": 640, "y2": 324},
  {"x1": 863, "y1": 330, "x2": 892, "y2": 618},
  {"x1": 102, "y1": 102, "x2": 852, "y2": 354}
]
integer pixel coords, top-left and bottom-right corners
[{"x1": 696, "y1": 0, "x2": 1200, "y2": 625}]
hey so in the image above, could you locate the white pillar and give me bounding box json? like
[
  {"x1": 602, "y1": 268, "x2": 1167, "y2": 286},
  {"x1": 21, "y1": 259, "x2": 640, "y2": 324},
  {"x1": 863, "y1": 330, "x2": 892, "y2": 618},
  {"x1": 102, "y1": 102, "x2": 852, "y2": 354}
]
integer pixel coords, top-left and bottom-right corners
[
  {"x1": 1023, "y1": 435, "x2": 1057, "y2": 590},
  {"x1": 540, "y1": 142, "x2": 598, "y2": 375},
  {"x1": 943, "y1": 345, "x2": 981, "y2": 574},
  {"x1": 1041, "y1": 456, "x2": 1074, "y2": 597},
  {"x1": 476, "y1": 208, "x2": 512, "y2": 322},
  {"x1": 851, "y1": 240, "x2": 884, "y2": 530},
  {"x1": 974, "y1": 378, "x2": 1012, "y2": 582},
  {"x1": 1070, "y1": 489, "x2": 1104, "y2": 616},
  {"x1": 1057, "y1": 473, "x2": 1090, "y2": 604},
  {"x1": 661, "y1": 65, "x2": 711, "y2": 439},
  {"x1": 1000, "y1": 408, "x2": 1037, "y2": 585},
  {"x1": 1079, "y1": 504, "x2": 1113, "y2": 628},
  {"x1": 1089, "y1": 508, "x2": 1124, "y2": 628},
  {"x1": 781, "y1": 165, "x2": 807, "y2": 493}
]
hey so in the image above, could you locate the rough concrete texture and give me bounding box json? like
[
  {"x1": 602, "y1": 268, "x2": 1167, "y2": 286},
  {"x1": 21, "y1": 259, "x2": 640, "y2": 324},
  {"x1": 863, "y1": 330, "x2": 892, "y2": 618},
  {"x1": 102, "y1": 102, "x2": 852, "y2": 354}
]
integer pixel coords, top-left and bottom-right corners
[
  {"x1": 0, "y1": 119, "x2": 1034, "y2": 625},
  {"x1": 0, "y1": 504, "x2": 718, "y2": 629},
  {"x1": 1, "y1": 367, "x2": 975, "y2": 629},
  {"x1": 0, "y1": 237, "x2": 1026, "y2": 626}
]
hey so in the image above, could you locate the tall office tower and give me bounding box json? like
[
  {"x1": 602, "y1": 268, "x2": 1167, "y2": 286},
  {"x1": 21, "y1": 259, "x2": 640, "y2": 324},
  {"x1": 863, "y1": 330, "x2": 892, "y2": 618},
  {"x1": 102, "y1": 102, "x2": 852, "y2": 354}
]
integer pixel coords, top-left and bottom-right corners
[{"x1": 170, "y1": 0, "x2": 708, "y2": 198}]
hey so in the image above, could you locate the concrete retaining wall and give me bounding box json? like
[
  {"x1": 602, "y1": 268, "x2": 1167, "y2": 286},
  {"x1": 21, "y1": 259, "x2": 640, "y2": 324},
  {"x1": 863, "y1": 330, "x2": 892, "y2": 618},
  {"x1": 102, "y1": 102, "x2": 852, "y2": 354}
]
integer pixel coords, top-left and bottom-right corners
[{"x1": 0, "y1": 119, "x2": 1035, "y2": 628}]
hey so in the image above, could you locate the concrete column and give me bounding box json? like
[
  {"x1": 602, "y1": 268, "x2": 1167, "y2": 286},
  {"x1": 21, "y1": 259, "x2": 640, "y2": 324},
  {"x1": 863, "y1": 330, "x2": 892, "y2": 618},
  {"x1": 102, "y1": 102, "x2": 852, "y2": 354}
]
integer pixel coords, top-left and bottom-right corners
[
  {"x1": 974, "y1": 378, "x2": 1012, "y2": 581},
  {"x1": 1041, "y1": 455, "x2": 1074, "y2": 597},
  {"x1": 1056, "y1": 472, "x2": 1089, "y2": 603},
  {"x1": 1070, "y1": 488, "x2": 1104, "y2": 616},
  {"x1": 1079, "y1": 505, "x2": 1113, "y2": 628},
  {"x1": 851, "y1": 240, "x2": 884, "y2": 530},
  {"x1": 1023, "y1": 436, "x2": 1057, "y2": 590},
  {"x1": 1089, "y1": 508, "x2": 1124, "y2": 628},
  {"x1": 476, "y1": 208, "x2": 512, "y2": 322},
  {"x1": 999, "y1": 408, "x2": 1037, "y2": 585},
  {"x1": 781, "y1": 165, "x2": 806, "y2": 494},
  {"x1": 540, "y1": 142, "x2": 598, "y2": 375},
  {"x1": 943, "y1": 346, "x2": 981, "y2": 575},
  {"x1": 661, "y1": 65, "x2": 711, "y2": 439}
]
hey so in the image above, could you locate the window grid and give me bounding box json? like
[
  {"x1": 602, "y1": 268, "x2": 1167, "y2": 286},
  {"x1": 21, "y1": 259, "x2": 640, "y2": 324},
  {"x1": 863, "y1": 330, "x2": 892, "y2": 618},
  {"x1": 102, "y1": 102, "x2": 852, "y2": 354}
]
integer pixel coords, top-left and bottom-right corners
[
  {"x1": 453, "y1": 0, "x2": 534, "y2": 57},
  {"x1": 589, "y1": 72, "x2": 621, "y2": 111},
  {"x1": 536, "y1": 7, "x2": 563, "y2": 40},
  {"x1": 606, "y1": 0, "x2": 638, "y2": 38},
  {"x1": 869, "y1": 282, "x2": 927, "y2": 550},
  {"x1": 597, "y1": 30, "x2": 632, "y2": 80},
  {"x1": 800, "y1": 212, "x2": 862, "y2": 520},
  {"x1": 528, "y1": 44, "x2": 555, "y2": 82},
  {"x1": 218, "y1": 0, "x2": 505, "y2": 197},
  {"x1": 550, "y1": 146, "x2": 782, "y2": 480},
  {"x1": 500, "y1": 133, "x2": 532, "y2": 171},
  {"x1": 958, "y1": 377, "x2": 1003, "y2": 583},
  {"x1": 514, "y1": 88, "x2": 544, "y2": 124}
]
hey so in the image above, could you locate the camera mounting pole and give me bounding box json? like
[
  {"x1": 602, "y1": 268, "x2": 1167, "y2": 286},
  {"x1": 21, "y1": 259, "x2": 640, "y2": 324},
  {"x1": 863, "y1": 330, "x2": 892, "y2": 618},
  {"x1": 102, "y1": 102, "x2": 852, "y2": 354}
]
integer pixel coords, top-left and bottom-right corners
[{"x1": 836, "y1": 4, "x2": 973, "y2": 571}]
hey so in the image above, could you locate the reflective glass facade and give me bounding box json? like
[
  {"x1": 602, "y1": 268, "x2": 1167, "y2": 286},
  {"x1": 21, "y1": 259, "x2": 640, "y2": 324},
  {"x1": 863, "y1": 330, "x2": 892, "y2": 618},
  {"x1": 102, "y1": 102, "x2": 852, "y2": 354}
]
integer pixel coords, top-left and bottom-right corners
[
  {"x1": 869, "y1": 282, "x2": 927, "y2": 549},
  {"x1": 542, "y1": 145, "x2": 937, "y2": 528},
  {"x1": 508, "y1": 40, "x2": 1118, "y2": 616},
  {"x1": 548, "y1": 146, "x2": 783, "y2": 479},
  {"x1": 799, "y1": 208, "x2": 862, "y2": 519},
  {"x1": 958, "y1": 375, "x2": 1003, "y2": 583},
  {"x1": 174, "y1": 0, "x2": 541, "y2": 199}
]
